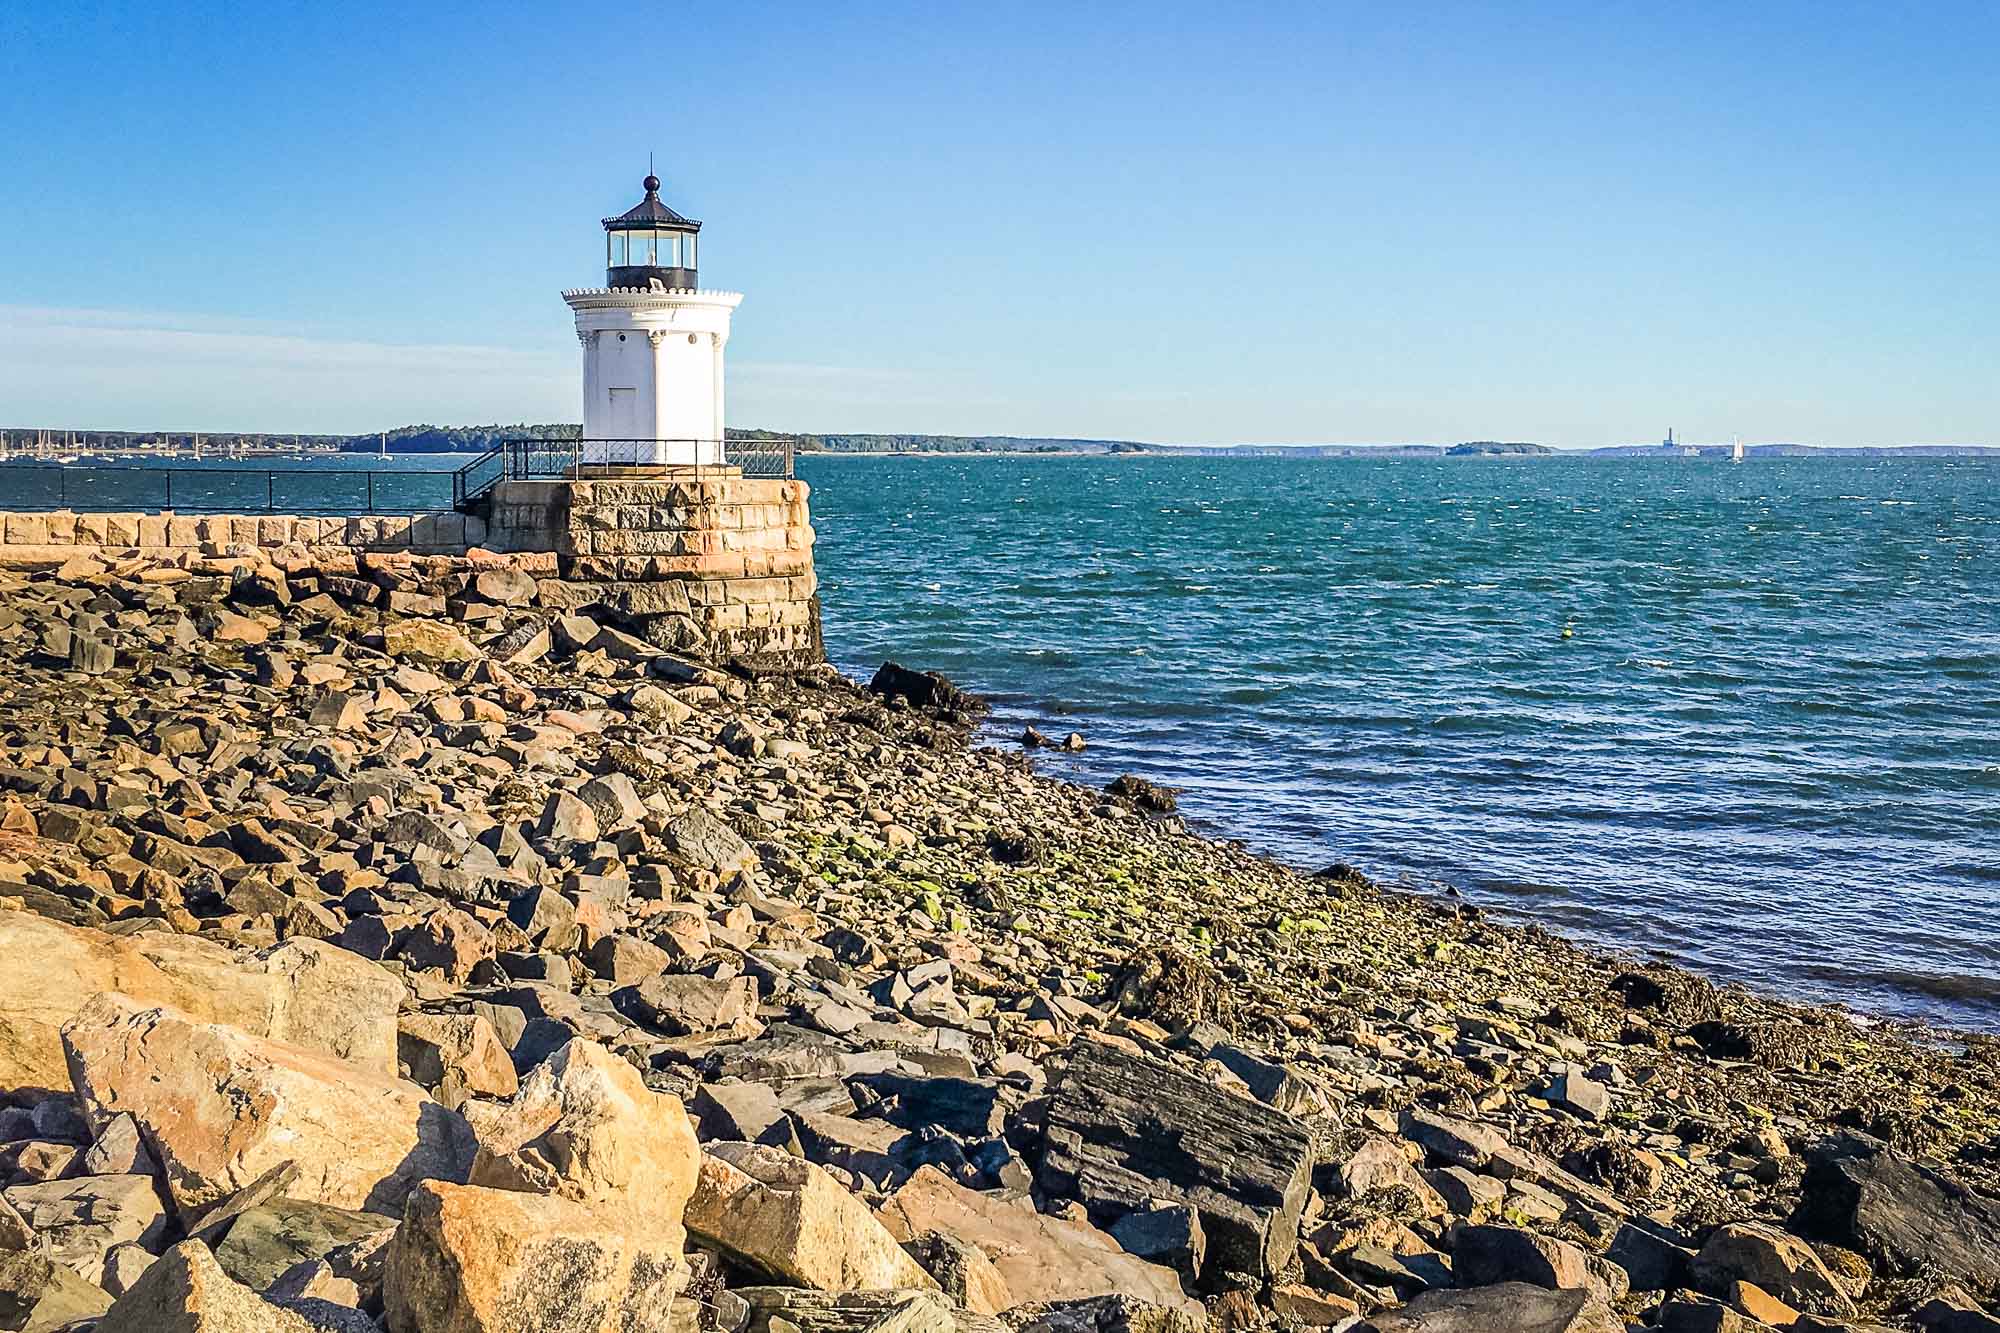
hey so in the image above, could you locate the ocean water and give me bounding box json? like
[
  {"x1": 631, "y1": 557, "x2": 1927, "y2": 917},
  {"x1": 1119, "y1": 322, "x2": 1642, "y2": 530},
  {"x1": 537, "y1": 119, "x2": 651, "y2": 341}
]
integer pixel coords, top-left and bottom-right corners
[
  {"x1": 800, "y1": 455, "x2": 2000, "y2": 1031},
  {"x1": 7, "y1": 450, "x2": 1996, "y2": 1028}
]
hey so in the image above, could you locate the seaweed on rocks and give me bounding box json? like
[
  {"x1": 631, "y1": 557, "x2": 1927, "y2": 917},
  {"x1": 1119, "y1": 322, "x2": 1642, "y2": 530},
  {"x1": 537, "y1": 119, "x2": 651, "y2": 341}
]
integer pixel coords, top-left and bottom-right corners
[{"x1": 0, "y1": 551, "x2": 1998, "y2": 1330}]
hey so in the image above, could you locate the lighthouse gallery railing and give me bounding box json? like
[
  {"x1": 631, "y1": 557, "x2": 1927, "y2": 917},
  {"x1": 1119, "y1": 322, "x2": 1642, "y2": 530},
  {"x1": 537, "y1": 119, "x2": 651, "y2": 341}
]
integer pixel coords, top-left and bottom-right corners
[{"x1": 452, "y1": 437, "x2": 795, "y2": 510}]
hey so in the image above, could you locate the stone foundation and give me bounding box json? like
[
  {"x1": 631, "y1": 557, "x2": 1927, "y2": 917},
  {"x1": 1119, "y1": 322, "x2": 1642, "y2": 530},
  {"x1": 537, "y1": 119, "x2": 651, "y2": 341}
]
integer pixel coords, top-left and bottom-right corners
[
  {"x1": 0, "y1": 470, "x2": 822, "y2": 671},
  {"x1": 486, "y1": 474, "x2": 818, "y2": 667}
]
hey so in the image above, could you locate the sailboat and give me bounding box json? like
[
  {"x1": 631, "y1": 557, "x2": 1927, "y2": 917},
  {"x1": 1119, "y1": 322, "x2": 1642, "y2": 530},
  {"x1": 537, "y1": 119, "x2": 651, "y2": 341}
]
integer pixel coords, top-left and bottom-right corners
[{"x1": 1730, "y1": 435, "x2": 1745, "y2": 464}]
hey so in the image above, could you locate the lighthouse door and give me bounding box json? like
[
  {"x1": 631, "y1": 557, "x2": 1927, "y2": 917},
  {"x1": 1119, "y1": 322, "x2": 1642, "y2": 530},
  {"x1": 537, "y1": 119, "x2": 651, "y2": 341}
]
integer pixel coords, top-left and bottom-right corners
[{"x1": 605, "y1": 387, "x2": 639, "y2": 451}]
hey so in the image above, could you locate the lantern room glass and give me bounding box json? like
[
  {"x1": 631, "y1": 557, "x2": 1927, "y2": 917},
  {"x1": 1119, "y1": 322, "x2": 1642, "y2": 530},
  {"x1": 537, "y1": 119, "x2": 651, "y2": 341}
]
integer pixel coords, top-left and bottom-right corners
[{"x1": 607, "y1": 228, "x2": 696, "y2": 271}]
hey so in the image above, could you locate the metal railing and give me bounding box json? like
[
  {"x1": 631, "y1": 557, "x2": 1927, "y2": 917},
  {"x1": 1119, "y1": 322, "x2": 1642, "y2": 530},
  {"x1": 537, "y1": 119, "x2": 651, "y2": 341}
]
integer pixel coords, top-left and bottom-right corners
[
  {"x1": 0, "y1": 437, "x2": 798, "y2": 518},
  {"x1": 503, "y1": 438, "x2": 795, "y2": 478},
  {"x1": 0, "y1": 464, "x2": 454, "y2": 514}
]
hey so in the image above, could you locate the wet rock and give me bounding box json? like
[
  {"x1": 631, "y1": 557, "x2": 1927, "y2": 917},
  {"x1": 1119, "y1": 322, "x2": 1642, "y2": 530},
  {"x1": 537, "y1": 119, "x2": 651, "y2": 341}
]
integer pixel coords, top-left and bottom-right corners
[
  {"x1": 1689, "y1": 1019, "x2": 1810, "y2": 1071},
  {"x1": 1107, "y1": 949, "x2": 1228, "y2": 1033},
  {"x1": 868, "y1": 663, "x2": 975, "y2": 714},
  {"x1": 1105, "y1": 775, "x2": 1178, "y2": 815}
]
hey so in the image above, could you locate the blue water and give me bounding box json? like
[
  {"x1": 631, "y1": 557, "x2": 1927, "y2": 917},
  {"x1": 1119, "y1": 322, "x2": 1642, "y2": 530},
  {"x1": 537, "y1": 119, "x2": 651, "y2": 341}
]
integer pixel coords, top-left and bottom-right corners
[
  {"x1": 801, "y1": 455, "x2": 2000, "y2": 1031},
  {"x1": 8, "y1": 450, "x2": 1997, "y2": 1028},
  {"x1": 0, "y1": 453, "x2": 465, "y2": 514}
]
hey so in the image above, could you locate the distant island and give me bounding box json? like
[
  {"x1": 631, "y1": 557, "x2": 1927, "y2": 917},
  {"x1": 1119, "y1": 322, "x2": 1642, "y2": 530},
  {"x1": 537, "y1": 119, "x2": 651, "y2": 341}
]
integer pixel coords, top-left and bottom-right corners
[{"x1": 6, "y1": 422, "x2": 1995, "y2": 459}]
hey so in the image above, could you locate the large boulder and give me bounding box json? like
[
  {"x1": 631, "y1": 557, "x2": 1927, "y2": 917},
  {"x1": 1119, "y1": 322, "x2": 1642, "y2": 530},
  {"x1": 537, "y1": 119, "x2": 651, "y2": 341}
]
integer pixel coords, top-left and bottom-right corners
[
  {"x1": 1691, "y1": 1221, "x2": 1856, "y2": 1319},
  {"x1": 1361, "y1": 1282, "x2": 1623, "y2": 1332},
  {"x1": 1038, "y1": 1037, "x2": 1313, "y2": 1281},
  {"x1": 876, "y1": 1165, "x2": 1195, "y2": 1311},
  {"x1": 685, "y1": 1142, "x2": 940, "y2": 1293},
  {"x1": 62, "y1": 994, "x2": 473, "y2": 1217},
  {"x1": 466, "y1": 1040, "x2": 697, "y2": 1237},
  {"x1": 0, "y1": 912, "x2": 400, "y2": 1091},
  {"x1": 383, "y1": 1180, "x2": 690, "y2": 1333},
  {"x1": 1793, "y1": 1134, "x2": 2000, "y2": 1296},
  {"x1": 1452, "y1": 1224, "x2": 1596, "y2": 1292}
]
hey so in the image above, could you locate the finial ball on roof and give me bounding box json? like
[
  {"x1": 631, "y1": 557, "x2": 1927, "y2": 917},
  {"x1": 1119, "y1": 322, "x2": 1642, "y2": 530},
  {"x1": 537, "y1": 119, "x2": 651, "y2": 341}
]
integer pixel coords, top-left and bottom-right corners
[{"x1": 643, "y1": 174, "x2": 661, "y2": 193}]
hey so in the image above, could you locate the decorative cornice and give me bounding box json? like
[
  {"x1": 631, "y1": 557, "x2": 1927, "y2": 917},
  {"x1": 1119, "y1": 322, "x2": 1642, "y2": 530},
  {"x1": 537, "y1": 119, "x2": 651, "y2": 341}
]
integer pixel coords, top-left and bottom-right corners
[{"x1": 562, "y1": 287, "x2": 743, "y2": 300}]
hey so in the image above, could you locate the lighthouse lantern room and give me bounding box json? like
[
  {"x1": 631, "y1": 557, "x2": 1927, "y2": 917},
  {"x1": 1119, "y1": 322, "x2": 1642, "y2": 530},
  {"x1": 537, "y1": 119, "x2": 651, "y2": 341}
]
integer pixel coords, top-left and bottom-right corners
[{"x1": 563, "y1": 173, "x2": 742, "y2": 467}]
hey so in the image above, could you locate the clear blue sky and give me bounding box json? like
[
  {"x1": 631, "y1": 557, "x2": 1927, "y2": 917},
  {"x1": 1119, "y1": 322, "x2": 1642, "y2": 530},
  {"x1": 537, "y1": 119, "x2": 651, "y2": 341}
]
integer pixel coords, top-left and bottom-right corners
[{"x1": 3, "y1": 1, "x2": 1994, "y2": 446}]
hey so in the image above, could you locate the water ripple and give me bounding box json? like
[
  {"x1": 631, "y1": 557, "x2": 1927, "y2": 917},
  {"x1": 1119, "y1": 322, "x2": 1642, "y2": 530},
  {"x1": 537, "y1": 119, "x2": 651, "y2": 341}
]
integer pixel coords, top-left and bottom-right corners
[{"x1": 806, "y1": 454, "x2": 2000, "y2": 1032}]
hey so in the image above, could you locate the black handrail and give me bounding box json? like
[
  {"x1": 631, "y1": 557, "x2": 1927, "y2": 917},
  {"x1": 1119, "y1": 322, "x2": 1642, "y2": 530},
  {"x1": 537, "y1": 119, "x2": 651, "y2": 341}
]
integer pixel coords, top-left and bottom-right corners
[
  {"x1": 0, "y1": 438, "x2": 798, "y2": 518},
  {"x1": 0, "y1": 463, "x2": 456, "y2": 515},
  {"x1": 452, "y1": 446, "x2": 506, "y2": 511},
  {"x1": 495, "y1": 438, "x2": 795, "y2": 480}
]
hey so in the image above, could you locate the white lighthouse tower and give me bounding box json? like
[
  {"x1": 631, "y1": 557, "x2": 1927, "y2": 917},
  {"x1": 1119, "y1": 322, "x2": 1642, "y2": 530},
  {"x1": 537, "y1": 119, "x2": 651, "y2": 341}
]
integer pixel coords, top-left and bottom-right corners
[{"x1": 563, "y1": 173, "x2": 742, "y2": 467}]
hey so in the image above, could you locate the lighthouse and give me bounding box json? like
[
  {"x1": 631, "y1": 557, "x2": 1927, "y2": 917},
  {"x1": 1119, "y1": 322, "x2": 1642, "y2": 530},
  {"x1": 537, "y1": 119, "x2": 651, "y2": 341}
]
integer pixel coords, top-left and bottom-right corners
[{"x1": 563, "y1": 173, "x2": 742, "y2": 467}]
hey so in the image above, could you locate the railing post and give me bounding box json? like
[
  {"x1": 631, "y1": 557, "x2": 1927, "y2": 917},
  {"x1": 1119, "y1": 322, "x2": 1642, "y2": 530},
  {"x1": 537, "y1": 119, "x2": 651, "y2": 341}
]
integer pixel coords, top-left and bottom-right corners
[
  {"x1": 368, "y1": 471, "x2": 376, "y2": 513},
  {"x1": 165, "y1": 470, "x2": 173, "y2": 509}
]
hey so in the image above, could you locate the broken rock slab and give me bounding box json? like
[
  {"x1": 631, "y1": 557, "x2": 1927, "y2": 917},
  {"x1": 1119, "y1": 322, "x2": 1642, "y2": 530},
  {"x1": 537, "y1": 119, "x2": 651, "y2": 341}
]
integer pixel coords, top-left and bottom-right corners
[
  {"x1": 384, "y1": 1180, "x2": 690, "y2": 1333},
  {"x1": 1793, "y1": 1133, "x2": 2000, "y2": 1297},
  {"x1": 685, "y1": 1142, "x2": 940, "y2": 1294},
  {"x1": 1, "y1": 1174, "x2": 168, "y2": 1282},
  {"x1": 1037, "y1": 1036, "x2": 1313, "y2": 1281},
  {"x1": 876, "y1": 1165, "x2": 1196, "y2": 1311},
  {"x1": 62, "y1": 994, "x2": 474, "y2": 1217}
]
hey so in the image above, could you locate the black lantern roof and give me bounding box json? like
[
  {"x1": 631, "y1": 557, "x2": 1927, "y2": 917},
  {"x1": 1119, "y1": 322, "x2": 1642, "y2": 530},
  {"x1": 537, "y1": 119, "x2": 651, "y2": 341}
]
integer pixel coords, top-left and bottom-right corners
[{"x1": 603, "y1": 175, "x2": 702, "y2": 233}]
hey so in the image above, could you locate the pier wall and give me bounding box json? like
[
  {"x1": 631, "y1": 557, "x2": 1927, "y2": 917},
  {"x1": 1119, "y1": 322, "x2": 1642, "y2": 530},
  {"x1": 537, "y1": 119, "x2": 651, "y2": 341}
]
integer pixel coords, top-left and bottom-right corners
[{"x1": 0, "y1": 472, "x2": 820, "y2": 670}]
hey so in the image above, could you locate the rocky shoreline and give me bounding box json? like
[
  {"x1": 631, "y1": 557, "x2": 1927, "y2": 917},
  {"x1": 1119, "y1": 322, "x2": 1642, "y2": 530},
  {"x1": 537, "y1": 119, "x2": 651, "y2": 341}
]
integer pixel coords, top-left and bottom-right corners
[{"x1": 1, "y1": 547, "x2": 1997, "y2": 1332}]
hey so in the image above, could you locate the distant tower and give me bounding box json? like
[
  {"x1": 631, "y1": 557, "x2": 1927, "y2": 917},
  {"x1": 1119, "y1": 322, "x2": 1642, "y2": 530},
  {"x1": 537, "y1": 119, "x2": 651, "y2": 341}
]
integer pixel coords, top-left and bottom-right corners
[{"x1": 564, "y1": 173, "x2": 742, "y2": 466}]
